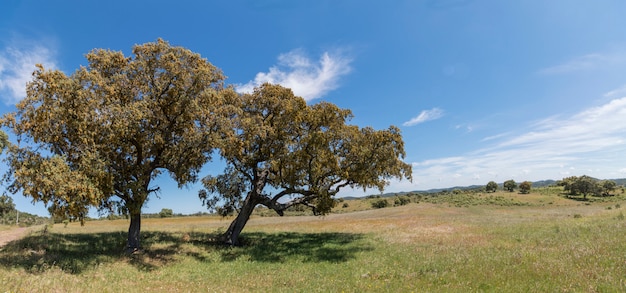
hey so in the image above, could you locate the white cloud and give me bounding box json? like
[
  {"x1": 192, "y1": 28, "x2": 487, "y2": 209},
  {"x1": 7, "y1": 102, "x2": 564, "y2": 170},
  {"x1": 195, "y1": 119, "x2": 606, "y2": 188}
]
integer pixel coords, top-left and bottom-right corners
[
  {"x1": 539, "y1": 49, "x2": 626, "y2": 75},
  {"x1": 403, "y1": 108, "x2": 444, "y2": 126},
  {"x1": 604, "y1": 84, "x2": 626, "y2": 98},
  {"x1": 236, "y1": 49, "x2": 352, "y2": 101},
  {"x1": 0, "y1": 43, "x2": 57, "y2": 104},
  {"x1": 391, "y1": 96, "x2": 626, "y2": 191},
  {"x1": 481, "y1": 132, "x2": 510, "y2": 142}
]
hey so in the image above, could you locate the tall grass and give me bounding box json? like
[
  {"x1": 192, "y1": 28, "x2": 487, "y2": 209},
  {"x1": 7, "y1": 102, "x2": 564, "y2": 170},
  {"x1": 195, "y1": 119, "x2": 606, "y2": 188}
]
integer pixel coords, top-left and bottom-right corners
[{"x1": 1, "y1": 191, "x2": 626, "y2": 292}]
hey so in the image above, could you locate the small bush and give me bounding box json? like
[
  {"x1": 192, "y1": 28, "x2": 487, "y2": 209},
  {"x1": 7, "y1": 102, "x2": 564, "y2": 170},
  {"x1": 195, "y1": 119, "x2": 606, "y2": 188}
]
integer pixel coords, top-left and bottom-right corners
[
  {"x1": 371, "y1": 199, "x2": 389, "y2": 209},
  {"x1": 159, "y1": 208, "x2": 174, "y2": 218},
  {"x1": 342, "y1": 203, "x2": 349, "y2": 208},
  {"x1": 394, "y1": 196, "x2": 411, "y2": 206}
]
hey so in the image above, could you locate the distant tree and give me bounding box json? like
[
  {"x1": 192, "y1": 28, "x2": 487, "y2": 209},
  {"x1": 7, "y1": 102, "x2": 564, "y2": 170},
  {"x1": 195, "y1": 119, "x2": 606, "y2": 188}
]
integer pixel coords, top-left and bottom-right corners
[
  {"x1": 199, "y1": 83, "x2": 412, "y2": 245},
  {"x1": 503, "y1": 180, "x2": 517, "y2": 192},
  {"x1": 519, "y1": 181, "x2": 532, "y2": 194},
  {"x1": 159, "y1": 208, "x2": 174, "y2": 218},
  {"x1": 600, "y1": 180, "x2": 617, "y2": 196},
  {"x1": 486, "y1": 181, "x2": 498, "y2": 193},
  {"x1": 557, "y1": 176, "x2": 576, "y2": 195},
  {"x1": 1, "y1": 39, "x2": 227, "y2": 251},
  {"x1": 372, "y1": 199, "x2": 389, "y2": 209},
  {"x1": 394, "y1": 196, "x2": 411, "y2": 206},
  {"x1": 0, "y1": 194, "x2": 16, "y2": 216},
  {"x1": 558, "y1": 176, "x2": 599, "y2": 199},
  {"x1": 574, "y1": 176, "x2": 599, "y2": 199}
]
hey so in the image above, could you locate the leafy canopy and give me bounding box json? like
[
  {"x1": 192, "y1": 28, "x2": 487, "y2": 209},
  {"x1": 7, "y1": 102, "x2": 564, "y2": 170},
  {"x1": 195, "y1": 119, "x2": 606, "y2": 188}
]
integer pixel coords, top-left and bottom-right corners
[
  {"x1": 2, "y1": 39, "x2": 227, "y2": 229},
  {"x1": 200, "y1": 83, "x2": 412, "y2": 216},
  {"x1": 519, "y1": 181, "x2": 532, "y2": 194},
  {"x1": 486, "y1": 181, "x2": 498, "y2": 193},
  {"x1": 503, "y1": 179, "x2": 517, "y2": 192}
]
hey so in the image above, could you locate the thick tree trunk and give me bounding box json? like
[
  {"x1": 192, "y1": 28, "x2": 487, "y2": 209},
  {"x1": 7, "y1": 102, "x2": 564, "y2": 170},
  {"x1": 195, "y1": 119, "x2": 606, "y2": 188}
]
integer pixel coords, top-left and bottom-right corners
[
  {"x1": 127, "y1": 210, "x2": 141, "y2": 253},
  {"x1": 222, "y1": 195, "x2": 257, "y2": 246}
]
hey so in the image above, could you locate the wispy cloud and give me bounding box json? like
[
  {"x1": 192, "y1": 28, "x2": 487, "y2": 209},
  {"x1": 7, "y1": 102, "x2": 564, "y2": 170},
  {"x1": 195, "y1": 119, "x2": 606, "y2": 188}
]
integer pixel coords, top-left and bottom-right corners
[
  {"x1": 403, "y1": 108, "x2": 444, "y2": 126},
  {"x1": 539, "y1": 49, "x2": 626, "y2": 75},
  {"x1": 393, "y1": 96, "x2": 626, "y2": 191},
  {"x1": 236, "y1": 49, "x2": 352, "y2": 101},
  {"x1": 0, "y1": 42, "x2": 57, "y2": 104},
  {"x1": 604, "y1": 84, "x2": 626, "y2": 98},
  {"x1": 481, "y1": 132, "x2": 510, "y2": 142}
]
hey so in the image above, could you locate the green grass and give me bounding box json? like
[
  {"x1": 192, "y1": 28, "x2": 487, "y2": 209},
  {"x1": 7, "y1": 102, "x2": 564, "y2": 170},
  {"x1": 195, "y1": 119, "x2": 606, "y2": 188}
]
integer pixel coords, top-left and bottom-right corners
[{"x1": 2, "y1": 190, "x2": 626, "y2": 292}]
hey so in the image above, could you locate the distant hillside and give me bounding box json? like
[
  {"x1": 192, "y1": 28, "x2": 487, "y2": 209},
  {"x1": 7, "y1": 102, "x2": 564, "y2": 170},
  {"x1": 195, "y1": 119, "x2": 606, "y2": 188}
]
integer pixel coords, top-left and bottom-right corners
[
  {"x1": 349, "y1": 178, "x2": 625, "y2": 199},
  {"x1": 0, "y1": 209, "x2": 49, "y2": 227},
  {"x1": 1, "y1": 194, "x2": 49, "y2": 227},
  {"x1": 611, "y1": 178, "x2": 626, "y2": 186}
]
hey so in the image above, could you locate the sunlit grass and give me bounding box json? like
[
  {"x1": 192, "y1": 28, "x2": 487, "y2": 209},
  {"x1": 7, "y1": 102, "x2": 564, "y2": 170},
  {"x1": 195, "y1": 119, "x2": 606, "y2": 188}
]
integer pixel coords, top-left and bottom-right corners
[{"x1": 2, "y1": 190, "x2": 626, "y2": 292}]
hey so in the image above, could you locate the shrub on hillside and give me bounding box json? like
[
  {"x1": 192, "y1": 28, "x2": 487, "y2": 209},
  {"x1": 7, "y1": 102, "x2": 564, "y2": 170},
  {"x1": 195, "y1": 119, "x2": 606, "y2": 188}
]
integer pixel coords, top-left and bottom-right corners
[
  {"x1": 371, "y1": 199, "x2": 389, "y2": 209},
  {"x1": 394, "y1": 196, "x2": 411, "y2": 206}
]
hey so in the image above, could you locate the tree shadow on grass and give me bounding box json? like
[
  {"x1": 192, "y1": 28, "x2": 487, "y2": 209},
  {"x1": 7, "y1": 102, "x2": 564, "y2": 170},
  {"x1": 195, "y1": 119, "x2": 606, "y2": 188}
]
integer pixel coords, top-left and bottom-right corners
[
  {"x1": 0, "y1": 229, "x2": 369, "y2": 274},
  {"x1": 0, "y1": 229, "x2": 190, "y2": 274},
  {"x1": 219, "y1": 232, "x2": 372, "y2": 263},
  {"x1": 563, "y1": 195, "x2": 590, "y2": 202}
]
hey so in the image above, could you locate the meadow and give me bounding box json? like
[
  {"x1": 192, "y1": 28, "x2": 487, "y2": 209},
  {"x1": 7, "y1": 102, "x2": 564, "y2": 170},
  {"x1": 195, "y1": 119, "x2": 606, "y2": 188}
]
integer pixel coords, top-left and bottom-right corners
[{"x1": 1, "y1": 189, "x2": 626, "y2": 292}]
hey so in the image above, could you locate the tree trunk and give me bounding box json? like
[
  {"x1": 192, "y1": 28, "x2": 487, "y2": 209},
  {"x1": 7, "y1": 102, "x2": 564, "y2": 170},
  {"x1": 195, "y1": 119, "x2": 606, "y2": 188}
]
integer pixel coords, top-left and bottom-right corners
[
  {"x1": 222, "y1": 194, "x2": 257, "y2": 246},
  {"x1": 127, "y1": 210, "x2": 141, "y2": 253}
]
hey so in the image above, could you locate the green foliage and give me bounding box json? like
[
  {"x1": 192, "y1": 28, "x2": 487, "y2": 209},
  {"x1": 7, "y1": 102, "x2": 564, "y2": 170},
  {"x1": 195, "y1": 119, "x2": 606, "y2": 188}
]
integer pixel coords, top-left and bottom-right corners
[
  {"x1": 0, "y1": 194, "x2": 15, "y2": 216},
  {"x1": 0, "y1": 194, "x2": 49, "y2": 226},
  {"x1": 557, "y1": 175, "x2": 617, "y2": 199},
  {"x1": 519, "y1": 181, "x2": 532, "y2": 194},
  {"x1": 159, "y1": 208, "x2": 174, "y2": 218},
  {"x1": 371, "y1": 199, "x2": 389, "y2": 209},
  {"x1": 411, "y1": 193, "x2": 531, "y2": 207},
  {"x1": 0, "y1": 130, "x2": 7, "y2": 153},
  {"x1": 199, "y1": 83, "x2": 412, "y2": 244},
  {"x1": 601, "y1": 180, "x2": 617, "y2": 196},
  {"x1": 393, "y1": 196, "x2": 411, "y2": 206},
  {"x1": 0, "y1": 211, "x2": 48, "y2": 227},
  {"x1": 1, "y1": 39, "x2": 228, "y2": 249},
  {"x1": 503, "y1": 179, "x2": 516, "y2": 192},
  {"x1": 486, "y1": 181, "x2": 498, "y2": 193}
]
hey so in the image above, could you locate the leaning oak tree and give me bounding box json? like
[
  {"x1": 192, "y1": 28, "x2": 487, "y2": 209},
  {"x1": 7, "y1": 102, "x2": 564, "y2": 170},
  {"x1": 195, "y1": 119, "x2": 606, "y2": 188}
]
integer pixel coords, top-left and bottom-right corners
[
  {"x1": 199, "y1": 83, "x2": 412, "y2": 245},
  {"x1": 2, "y1": 39, "x2": 227, "y2": 251}
]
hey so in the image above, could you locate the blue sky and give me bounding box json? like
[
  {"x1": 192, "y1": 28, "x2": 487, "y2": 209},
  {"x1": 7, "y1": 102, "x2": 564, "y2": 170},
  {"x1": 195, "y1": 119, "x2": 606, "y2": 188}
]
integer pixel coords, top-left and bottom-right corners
[{"x1": 2, "y1": 0, "x2": 626, "y2": 216}]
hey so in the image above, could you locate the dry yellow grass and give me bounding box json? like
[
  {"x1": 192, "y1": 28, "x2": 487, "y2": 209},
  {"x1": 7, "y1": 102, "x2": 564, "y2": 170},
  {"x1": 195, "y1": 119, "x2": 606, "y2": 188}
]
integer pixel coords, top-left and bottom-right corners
[{"x1": 2, "y1": 190, "x2": 626, "y2": 292}]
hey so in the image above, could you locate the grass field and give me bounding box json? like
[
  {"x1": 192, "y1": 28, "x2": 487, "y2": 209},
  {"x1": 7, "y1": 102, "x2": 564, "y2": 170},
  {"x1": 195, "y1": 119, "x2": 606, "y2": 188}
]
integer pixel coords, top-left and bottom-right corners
[{"x1": 1, "y1": 190, "x2": 626, "y2": 292}]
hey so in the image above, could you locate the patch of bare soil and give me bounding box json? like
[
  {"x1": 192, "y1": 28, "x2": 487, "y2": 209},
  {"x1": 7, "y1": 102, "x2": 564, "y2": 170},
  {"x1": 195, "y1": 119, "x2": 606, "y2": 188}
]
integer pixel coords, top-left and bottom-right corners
[{"x1": 0, "y1": 227, "x2": 32, "y2": 248}]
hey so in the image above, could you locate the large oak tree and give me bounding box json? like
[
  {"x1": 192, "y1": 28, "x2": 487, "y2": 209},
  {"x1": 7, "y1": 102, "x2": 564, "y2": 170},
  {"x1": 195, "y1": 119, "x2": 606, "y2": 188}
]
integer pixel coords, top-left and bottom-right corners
[
  {"x1": 2, "y1": 39, "x2": 227, "y2": 251},
  {"x1": 199, "y1": 83, "x2": 412, "y2": 245}
]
